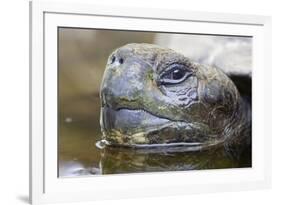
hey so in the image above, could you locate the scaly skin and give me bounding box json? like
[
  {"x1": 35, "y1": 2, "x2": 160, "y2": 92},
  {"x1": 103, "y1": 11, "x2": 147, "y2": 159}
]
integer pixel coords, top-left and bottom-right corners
[{"x1": 99, "y1": 43, "x2": 251, "y2": 152}]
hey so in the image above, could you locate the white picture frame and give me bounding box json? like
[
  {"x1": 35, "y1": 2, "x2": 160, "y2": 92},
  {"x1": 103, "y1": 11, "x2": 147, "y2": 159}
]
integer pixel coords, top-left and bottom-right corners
[{"x1": 29, "y1": 1, "x2": 272, "y2": 204}]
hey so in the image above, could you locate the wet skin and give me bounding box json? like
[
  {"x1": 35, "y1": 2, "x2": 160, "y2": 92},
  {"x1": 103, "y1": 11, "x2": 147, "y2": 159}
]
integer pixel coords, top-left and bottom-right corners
[{"x1": 100, "y1": 43, "x2": 251, "y2": 152}]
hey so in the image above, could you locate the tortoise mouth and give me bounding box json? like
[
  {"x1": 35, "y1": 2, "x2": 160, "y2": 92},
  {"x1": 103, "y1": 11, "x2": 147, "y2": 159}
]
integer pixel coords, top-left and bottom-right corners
[
  {"x1": 100, "y1": 106, "x2": 224, "y2": 148},
  {"x1": 101, "y1": 106, "x2": 172, "y2": 134}
]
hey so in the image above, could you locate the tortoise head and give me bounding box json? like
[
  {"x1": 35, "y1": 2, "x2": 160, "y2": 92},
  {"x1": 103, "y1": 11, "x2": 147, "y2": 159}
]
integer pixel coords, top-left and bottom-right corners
[{"x1": 100, "y1": 43, "x2": 240, "y2": 150}]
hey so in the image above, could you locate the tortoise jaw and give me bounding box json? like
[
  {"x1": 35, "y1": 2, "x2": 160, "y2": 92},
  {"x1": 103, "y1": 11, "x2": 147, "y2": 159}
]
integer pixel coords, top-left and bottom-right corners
[
  {"x1": 101, "y1": 106, "x2": 171, "y2": 134},
  {"x1": 100, "y1": 106, "x2": 178, "y2": 145},
  {"x1": 100, "y1": 106, "x2": 224, "y2": 148}
]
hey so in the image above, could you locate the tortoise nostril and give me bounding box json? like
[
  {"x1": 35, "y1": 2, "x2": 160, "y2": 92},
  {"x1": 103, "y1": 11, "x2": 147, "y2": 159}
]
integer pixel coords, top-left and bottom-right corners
[
  {"x1": 110, "y1": 54, "x2": 124, "y2": 65},
  {"x1": 119, "y1": 58, "x2": 124, "y2": 64}
]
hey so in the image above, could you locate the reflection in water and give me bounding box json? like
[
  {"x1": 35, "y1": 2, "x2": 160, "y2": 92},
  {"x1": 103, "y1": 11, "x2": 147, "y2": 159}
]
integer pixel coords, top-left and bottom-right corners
[
  {"x1": 99, "y1": 146, "x2": 249, "y2": 175},
  {"x1": 60, "y1": 144, "x2": 251, "y2": 177}
]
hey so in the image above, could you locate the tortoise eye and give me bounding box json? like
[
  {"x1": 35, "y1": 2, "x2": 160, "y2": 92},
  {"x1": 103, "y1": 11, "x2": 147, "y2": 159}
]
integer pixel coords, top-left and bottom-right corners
[
  {"x1": 160, "y1": 64, "x2": 192, "y2": 85},
  {"x1": 168, "y1": 68, "x2": 186, "y2": 80}
]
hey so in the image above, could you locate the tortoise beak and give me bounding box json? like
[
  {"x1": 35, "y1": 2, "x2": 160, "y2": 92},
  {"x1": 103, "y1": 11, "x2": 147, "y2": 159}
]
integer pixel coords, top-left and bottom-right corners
[{"x1": 100, "y1": 106, "x2": 170, "y2": 135}]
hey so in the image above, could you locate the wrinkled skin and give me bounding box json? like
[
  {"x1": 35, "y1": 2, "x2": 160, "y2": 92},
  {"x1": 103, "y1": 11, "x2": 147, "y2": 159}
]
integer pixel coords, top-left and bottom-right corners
[{"x1": 100, "y1": 43, "x2": 251, "y2": 152}]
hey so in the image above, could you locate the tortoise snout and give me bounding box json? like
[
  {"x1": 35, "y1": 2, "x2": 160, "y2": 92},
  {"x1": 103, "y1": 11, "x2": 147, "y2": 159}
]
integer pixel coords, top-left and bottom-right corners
[{"x1": 100, "y1": 56, "x2": 152, "y2": 110}]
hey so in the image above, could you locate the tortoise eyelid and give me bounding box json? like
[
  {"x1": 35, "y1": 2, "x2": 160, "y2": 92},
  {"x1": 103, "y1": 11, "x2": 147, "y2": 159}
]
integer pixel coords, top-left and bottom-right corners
[{"x1": 159, "y1": 72, "x2": 193, "y2": 85}]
